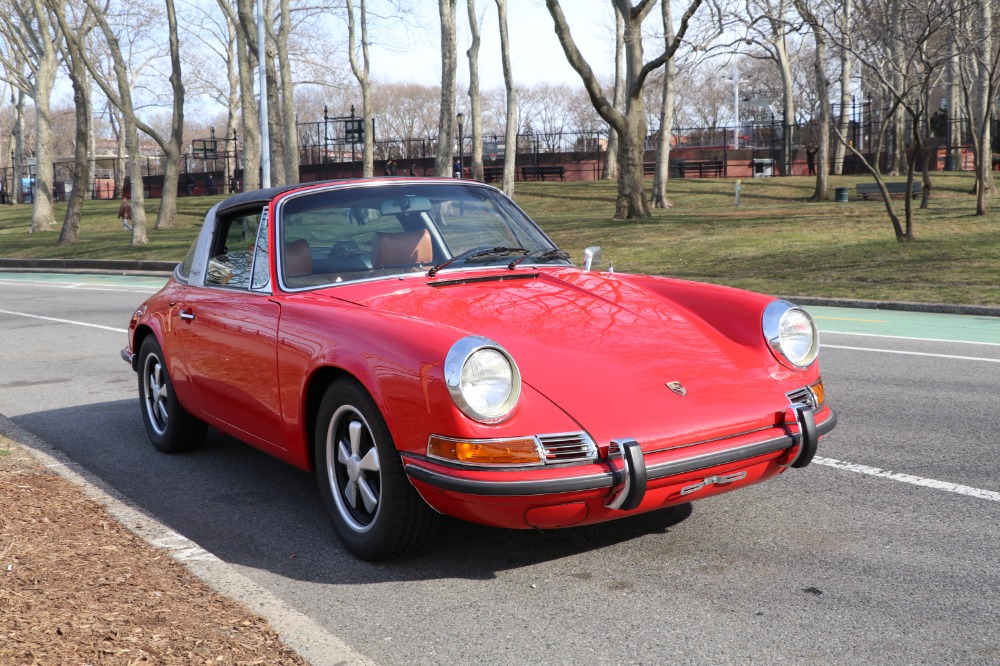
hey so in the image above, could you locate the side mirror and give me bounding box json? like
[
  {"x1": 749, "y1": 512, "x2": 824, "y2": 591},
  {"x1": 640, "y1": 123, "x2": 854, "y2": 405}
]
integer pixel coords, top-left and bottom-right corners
[{"x1": 583, "y1": 246, "x2": 602, "y2": 271}]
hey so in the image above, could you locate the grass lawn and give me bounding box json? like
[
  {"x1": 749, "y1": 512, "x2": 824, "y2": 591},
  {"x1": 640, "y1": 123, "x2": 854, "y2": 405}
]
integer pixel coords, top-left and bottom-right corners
[{"x1": 2, "y1": 172, "x2": 998, "y2": 306}]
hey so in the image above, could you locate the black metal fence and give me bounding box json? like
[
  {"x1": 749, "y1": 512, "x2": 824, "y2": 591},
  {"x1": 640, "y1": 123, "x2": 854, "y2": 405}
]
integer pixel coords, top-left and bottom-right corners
[{"x1": 3, "y1": 103, "x2": 992, "y2": 204}]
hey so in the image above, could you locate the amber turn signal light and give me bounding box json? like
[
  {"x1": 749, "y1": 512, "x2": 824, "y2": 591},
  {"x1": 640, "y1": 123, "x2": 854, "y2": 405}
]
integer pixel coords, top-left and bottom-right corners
[
  {"x1": 809, "y1": 379, "x2": 825, "y2": 407},
  {"x1": 428, "y1": 435, "x2": 543, "y2": 466}
]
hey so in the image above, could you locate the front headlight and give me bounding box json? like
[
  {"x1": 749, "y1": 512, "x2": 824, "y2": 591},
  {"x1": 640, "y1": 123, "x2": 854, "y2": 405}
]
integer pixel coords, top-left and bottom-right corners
[
  {"x1": 763, "y1": 300, "x2": 819, "y2": 369},
  {"x1": 445, "y1": 336, "x2": 521, "y2": 423}
]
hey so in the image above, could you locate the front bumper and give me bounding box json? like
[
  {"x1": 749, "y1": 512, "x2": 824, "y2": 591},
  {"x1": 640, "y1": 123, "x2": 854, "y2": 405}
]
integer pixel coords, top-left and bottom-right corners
[{"x1": 404, "y1": 406, "x2": 836, "y2": 529}]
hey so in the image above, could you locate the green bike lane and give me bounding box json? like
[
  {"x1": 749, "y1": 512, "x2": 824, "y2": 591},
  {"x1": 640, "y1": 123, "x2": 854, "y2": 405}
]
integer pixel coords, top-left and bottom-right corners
[
  {"x1": 806, "y1": 305, "x2": 1000, "y2": 346},
  {"x1": 3, "y1": 271, "x2": 999, "y2": 346}
]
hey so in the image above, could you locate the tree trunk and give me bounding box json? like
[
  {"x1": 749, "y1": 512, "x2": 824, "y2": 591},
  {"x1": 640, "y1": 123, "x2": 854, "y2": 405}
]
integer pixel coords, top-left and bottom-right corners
[
  {"x1": 154, "y1": 0, "x2": 185, "y2": 230},
  {"x1": 436, "y1": 0, "x2": 459, "y2": 177},
  {"x1": 975, "y1": 0, "x2": 993, "y2": 215},
  {"x1": 29, "y1": 1, "x2": 58, "y2": 234},
  {"x1": 650, "y1": 0, "x2": 675, "y2": 209},
  {"x1": 346, "y1": 0, "x2": 374, "y2": 178},
  {"x1": 603, "y1": 5, "x2": 625, "y2": 181},
  {"x1": 833, "y1": 0, "x2": 851, "y2": 175},
  {"x1": 278, "y1": 0, "x2": 298, "y2": 184},
  {"x1": 265, "y1": 36, "x2": 286, "y2": 186},
  {"x1": 13, "y1": 85, "x2": 26, "y2": 205},
  {"x1": 233, "y1": 0, "x2": 261, "y2": 190},
  {"x1": 546, "y1": 0, "x2": 702, "y2": 219},
  {"x1": 466, "y1": 0, "x2": 484, "y2": 182},
  {"x1": 793, "y1": 0, "x2": 829, "y2": 199},
  {"x1": 58, "y1": 55, "x2": 91, "y2": 245},
  {"x1": 495, "y1": 0, "x2": 517, "y2": 195}
]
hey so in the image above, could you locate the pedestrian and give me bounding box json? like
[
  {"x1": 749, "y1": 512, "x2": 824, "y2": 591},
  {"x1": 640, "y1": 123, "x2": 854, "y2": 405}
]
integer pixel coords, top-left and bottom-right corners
[
  {"x1": 206, "y1": 174, "x2": 216, "y2": 195},
  {"x1": 118, "y1": 188, "x2": 132, "y2": 231},
  {"x1": 453, "y1": 159, "x2": 461, "y2": 178},
  {"x1": 229, "y1": 175, "x2": 237, "y2": 193},
  {"x1": 409, "y1": 165, "x2": 416, "y2": 177},
  {"x1": 186, "y1": 175, "x2": 194, "y2": 196},
  {"x1": 389, "y1": 160, "x2": 397, "y2": 176},
  {"x1": 806, "y1": 144, "x2": 818, "y2": 176}
]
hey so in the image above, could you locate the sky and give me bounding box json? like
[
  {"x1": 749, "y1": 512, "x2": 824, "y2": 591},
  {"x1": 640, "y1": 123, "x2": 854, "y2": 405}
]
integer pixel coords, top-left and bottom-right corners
[{"x1": 362, "y1": 0, "x2": 616, "y2": 91}]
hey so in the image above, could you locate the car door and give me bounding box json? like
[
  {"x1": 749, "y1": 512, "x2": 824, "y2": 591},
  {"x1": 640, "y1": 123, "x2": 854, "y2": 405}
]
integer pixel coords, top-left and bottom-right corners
[{"x1": 172, "y1": 207, "x2": 287, "y2": 451}]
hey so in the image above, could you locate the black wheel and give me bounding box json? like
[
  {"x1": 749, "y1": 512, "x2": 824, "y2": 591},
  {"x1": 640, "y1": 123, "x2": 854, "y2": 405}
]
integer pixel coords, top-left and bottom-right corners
[
  {"x1": 137, "y1": 336, "x2": 207, "y2": 453},
  {"x1": 315, "y1": 379, "x2": 438, "y2": 560}
]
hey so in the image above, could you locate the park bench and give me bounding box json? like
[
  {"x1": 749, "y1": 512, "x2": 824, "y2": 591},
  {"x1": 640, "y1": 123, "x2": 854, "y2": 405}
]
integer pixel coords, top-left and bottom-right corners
[
  {"x1": 483, "y1": 166, "x2": 503, "y2": 183},
  {"x1": 521, "y1": 165, "x2": 565, "y2": 181},
  {"x1": 670, "y1": 160, "x2": 725, "y2": 178},
  {"x1": 856, "y1": 181, "x2": 922, "y2": 200}
]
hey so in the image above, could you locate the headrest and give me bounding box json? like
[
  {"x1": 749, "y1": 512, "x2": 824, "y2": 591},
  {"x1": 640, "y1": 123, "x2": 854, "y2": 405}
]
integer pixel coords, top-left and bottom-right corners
[
  {"x1": 284, "y1": 238, "x2": 312, "y2": 278},
  {"x1": 372, "y1": 229, "x2": 432, "y2": 268}
]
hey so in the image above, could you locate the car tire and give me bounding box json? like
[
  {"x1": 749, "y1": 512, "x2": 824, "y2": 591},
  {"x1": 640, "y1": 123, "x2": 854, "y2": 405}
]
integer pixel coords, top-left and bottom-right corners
[
  {"x1": 137, "y1": 336, "x2": 207, "y2": 453},
  {"x1": 315, "y1": 379, "x2": 438, "y2": 560}
]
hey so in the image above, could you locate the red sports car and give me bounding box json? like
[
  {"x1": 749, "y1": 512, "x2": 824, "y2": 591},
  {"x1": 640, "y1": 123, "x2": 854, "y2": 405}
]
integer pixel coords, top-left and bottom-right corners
[{"x1": 122, "y1": 178, "x2": 835, "y2": 560}]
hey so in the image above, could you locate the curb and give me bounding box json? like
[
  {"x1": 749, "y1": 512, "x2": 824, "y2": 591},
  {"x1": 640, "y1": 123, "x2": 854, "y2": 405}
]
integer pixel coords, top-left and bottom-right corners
[
  {"x1": 0, "y1": 414, "x2": 376, "y2": 666},
  {"x1": 780, "y1": 296, "x2": 1000, "y2": 318},
  {"x1": 0, "y1": 258, "x2": 175, "y2": 277}
]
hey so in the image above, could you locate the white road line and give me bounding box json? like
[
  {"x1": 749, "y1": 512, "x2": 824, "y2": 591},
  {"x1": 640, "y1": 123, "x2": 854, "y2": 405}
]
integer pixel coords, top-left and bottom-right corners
[
  {"x1": 821, "y1": 329, "x2": 1000, "y2": 347},
  {"x1": 821, "y1": 343, "x2": 1000, "y2": 363},
  {"x1": 0, "y1": 279, "x2": 159, "y2": 293},
  {"x1": 0, "y1": 309, "x2": 127, "y2": 333},
  {"x1": 813, "y1": 456, "x2": 1000, "y2": 502}
]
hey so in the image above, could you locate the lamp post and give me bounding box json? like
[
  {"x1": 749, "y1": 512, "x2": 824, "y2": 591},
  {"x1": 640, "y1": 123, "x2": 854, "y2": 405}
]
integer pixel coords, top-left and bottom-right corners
[
  {"x1": 726, "y1": 68, "x2": 741, "y2": 150},
  {"x1": 456, "y1": 112, "x2": 464, "y2": 178}
]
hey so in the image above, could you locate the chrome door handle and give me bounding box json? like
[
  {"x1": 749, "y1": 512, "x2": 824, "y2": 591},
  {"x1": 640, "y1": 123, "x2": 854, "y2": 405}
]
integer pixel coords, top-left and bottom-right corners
[{"x1": 179, "y1": 309, "x2": 195, "y2": 321}]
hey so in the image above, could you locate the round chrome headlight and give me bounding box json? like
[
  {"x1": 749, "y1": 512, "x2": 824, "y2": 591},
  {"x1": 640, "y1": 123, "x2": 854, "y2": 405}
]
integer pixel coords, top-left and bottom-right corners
[
  {"x1": 763, "y1": 301, "x2": 819, "y2": 369},
  {"x1": 445, "y1": 336, "x2": 521, "y2": 423}
]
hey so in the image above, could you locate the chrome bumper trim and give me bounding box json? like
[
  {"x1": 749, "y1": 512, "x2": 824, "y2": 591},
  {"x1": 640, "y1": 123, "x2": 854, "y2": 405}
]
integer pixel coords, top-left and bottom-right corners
[{"x1": 404, "y1": 409, "x2": 837, "y2": 497}]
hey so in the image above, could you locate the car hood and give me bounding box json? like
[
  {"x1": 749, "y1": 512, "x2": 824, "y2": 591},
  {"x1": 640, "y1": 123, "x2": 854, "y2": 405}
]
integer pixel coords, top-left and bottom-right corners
[{"x1": 340, "y1": 270, "x2": 790, "y2": 450}]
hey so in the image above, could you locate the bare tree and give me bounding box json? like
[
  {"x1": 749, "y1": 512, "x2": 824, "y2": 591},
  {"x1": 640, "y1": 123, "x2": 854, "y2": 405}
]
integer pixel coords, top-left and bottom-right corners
[
  {"x1": 650, "y1": 0, "x2": 677, "y2": 208},
  {"x1": 229, "y1": 0, "x2": 263, "y2": 190},
  {"x1": 277, "y1": 0, "x2": 299, "y2": 183},
  {"x1": 346, "y1": 0, "x2": 374, "y2": 177},
  {"x1": 435, "y1": 0, "x2": 459, "y2": 177},
  {"x1": 739, "y1": 0, "x2": 798, "y2": 177},
  {"x1": 0, "y1": 0, "x2": 60, "y2": 232},
  {"x1": 955, "y1": 0, "x2": 1000, "y2": 214},
  {"x1": 545, "y1": 0, "x2": 705, "y2": 219},
  {"x1": 831, "y1": 0, "x2": 851, "y2": 175},
  {"x1": 465, "y1": 0, "x2": 484, "y2": 182},
  {"x1": 495, "y1": 0, "x2": 517, "y2": 194},
  {"x1": 792, "y1": 0, "x2": 829, "y2": 200},
  {"x1": 52, "y1": 2, "x2": 97, "y2": 245},
  {"x1": 603, "y1": 3, "x2": 625, "y2": 180}
]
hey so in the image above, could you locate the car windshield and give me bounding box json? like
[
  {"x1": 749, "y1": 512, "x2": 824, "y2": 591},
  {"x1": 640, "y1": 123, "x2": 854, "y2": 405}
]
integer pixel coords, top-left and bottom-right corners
[{"x1": 276, "y1": 182, "x2": 569, "y2": 289}]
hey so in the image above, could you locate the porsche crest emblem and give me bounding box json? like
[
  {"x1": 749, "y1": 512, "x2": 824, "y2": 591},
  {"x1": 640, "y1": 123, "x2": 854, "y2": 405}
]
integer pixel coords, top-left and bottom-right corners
[{"x1": 666, "y1": 381, "x2": 687, "y2": 396}]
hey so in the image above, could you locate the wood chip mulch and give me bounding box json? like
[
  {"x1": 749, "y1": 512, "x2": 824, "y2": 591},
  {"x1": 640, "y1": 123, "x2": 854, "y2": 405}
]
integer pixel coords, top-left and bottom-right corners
[{"x1": 0, "y1": 437, "x2": 308, "y2": 665}]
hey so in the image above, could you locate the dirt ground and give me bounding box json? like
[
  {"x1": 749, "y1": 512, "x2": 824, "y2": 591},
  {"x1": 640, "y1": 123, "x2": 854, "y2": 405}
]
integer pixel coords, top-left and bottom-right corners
[{"x1": 0, "y1": 435, "x2": 308, "y2": 665}]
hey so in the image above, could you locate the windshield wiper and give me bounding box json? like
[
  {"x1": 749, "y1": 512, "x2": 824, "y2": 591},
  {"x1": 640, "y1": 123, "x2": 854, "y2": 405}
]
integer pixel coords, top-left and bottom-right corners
[
  {"x1": 427, "y1": 246, "x2": 528, "y2": 277},
  {"x1": 507, "y1": 248, "x2": 570, "y2": 270}
]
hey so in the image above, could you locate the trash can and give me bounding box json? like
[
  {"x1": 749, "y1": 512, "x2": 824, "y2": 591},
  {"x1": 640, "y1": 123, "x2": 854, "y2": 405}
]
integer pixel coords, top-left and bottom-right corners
[
  {"x1": 835, "y1": 187, "x2": 849, "y2": 202},
  {"x1": 750, "y1": 158, "x2": 773, "y2": 178}
]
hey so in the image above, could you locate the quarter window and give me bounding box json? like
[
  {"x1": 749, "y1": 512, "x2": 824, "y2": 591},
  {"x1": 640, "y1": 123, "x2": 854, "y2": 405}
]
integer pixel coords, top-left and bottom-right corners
[{"x1": 205, "y1": 212, "x2": 263, "y2": 289}]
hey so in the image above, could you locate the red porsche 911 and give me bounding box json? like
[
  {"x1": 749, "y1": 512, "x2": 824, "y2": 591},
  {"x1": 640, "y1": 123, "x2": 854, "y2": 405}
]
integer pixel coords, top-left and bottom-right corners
[{"x1": 123, "y1": 178, "x2": 836, "y2": 560}]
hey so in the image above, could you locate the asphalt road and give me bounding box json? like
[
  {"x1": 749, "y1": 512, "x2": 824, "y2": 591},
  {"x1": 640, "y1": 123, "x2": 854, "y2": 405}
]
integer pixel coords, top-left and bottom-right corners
[{"x1": 1, "y1": 272, "x2": 998, "y2": 665}]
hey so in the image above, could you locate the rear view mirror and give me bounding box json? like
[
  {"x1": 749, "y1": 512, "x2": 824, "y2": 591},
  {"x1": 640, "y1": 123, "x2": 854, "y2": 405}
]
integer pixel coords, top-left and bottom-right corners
[
  {"x1": 583, "y1": 246, "x2": 602, "y2": 271},
  {"x1": 380, "y1": 196, "x2": 432, "y2": 215}
]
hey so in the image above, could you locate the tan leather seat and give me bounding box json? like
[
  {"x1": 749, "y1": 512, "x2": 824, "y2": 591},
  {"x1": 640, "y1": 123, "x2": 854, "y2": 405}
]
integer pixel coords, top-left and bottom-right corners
[
  {"x1": 371, "y1": 229, "x2": 432, "y2": 268},
  {"x1": 284, "y1": 238, "x2": 313, "y2": 278}
]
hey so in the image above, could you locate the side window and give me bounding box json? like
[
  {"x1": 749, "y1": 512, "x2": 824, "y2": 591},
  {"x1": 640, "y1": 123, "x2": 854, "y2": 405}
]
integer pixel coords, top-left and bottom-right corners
[
  {"x1": 250, "y1": 209, "x2": 270, "y2": 291},
  {"x1": 205, "y1": 212, "x2": 262, "y2": 289}
]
